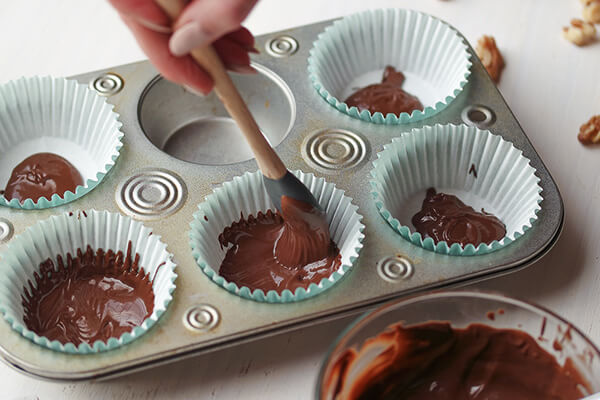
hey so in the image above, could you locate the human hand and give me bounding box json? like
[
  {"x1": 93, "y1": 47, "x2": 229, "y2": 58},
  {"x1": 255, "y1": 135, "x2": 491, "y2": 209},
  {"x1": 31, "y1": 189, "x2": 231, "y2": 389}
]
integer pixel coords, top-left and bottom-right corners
[{"x1": 109, "y1": 0, "x2": 259, "y2": 94}]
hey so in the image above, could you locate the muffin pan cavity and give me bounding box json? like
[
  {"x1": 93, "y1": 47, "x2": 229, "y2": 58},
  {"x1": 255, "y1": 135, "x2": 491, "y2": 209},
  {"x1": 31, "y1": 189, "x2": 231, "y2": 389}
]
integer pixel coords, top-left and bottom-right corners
[
  {"x1": 190, "y1": 170, "x2": 364, "y2": 303},
  {"x1": 0, "y1": 210, "x2": 176, "y2": 354},
  {"x1": 370, "y1": 124, "x2": 543, "y2": 255},
  {"x1": 308, "y1": 9, "x2": 471, "y2": 124},
  {"x1": 138, "y1": 63, "x2": 296, "y2": 165},
  {"x1": 0, "y1": 77, "x2": 123, "y2": 209}
]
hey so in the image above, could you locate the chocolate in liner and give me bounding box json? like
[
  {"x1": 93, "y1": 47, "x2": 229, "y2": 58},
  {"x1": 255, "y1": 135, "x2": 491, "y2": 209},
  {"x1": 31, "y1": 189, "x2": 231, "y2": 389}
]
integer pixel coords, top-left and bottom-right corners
[
  {"x1": 4, "y1": 152, "x2": 84, "y2": 202},
  {"x1": 274, "y1": 196, "x2": 331, "y2": 269},
  {"x1": 412, "y1": 188, "x2": 506, "y2": 247},
  {"x1": 22, "y1": 243, "x2": 155, "y2": 346},
  {"x1": 218, "y1": 196, "x2": 341, "y2": 293},
  {"x1": 328, "y1": 321, "x2": 590, "y2": 400},
  {"x1": 345, "y1": 66, "x2": 424, "y2": 116}
]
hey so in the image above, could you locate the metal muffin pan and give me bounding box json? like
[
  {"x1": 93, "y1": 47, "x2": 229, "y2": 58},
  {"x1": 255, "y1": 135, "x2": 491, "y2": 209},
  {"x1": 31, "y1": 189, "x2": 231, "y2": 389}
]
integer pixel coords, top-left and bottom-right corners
[{"x1": 0, "y1": 18, "x2": 563, "y2": 381}]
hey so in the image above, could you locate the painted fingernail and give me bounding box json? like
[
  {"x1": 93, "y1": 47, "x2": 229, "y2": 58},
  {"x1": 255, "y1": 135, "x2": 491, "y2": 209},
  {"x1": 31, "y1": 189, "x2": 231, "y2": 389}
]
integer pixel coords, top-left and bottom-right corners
[
  {"x1": 245, "y1": 45, "x2": 260, "y2": 54},
  {"x1": 229, "y1": 64, "x2": 258, "y2": 74},
  {"x1": 135, "y1": 18, "x2": 172, "y2": 33},
  {"x1": 169, "y1": 21, "x2": 210, "y2": 56}
]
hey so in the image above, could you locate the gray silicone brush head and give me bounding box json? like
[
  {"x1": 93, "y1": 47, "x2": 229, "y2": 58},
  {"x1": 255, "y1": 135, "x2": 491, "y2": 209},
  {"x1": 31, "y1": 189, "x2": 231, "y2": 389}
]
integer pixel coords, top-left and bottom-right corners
[{"x1": 262, "y1": 171, "x2": 322, "y2": 212}]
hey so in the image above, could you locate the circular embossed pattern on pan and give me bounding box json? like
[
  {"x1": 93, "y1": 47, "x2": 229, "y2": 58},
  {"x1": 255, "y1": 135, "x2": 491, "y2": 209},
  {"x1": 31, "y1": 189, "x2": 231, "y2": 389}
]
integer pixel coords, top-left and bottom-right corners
[
  {"x1": 0, "y1": 218, "x2": 14, "y2": 243},
  {"x1": 265, "y1": 35, "x2": 299, "y2": 57},
  {"x1": 183, "y1": 304, "x2": 220, "y2": 333},
  {"x1": 302, "y1": 128, "x2": 368, "y2": 173},
  {"x1": 116, "y1": 169, "x2": 187, "y2": 220},
  {"x1": 90, "y1": 73, "x2": 124, "y2": 96},
  {"x1": 461, "y1": 104, "x2": 496, "y2": 128},
  {"x1": 377, "y1": 255, "x2": 414, "y2": 283}
]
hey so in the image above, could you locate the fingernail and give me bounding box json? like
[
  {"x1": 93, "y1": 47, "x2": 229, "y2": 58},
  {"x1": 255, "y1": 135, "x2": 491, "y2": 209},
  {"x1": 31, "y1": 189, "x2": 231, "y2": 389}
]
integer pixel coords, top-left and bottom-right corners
[
  {"x1": 245, "y1": 45, "x2": 260, "y2": 54},
  {"x1": 183, "y1": 84, "x2": 205, "y2": 96},
  {"x1": 135, "y1": 17, "x2": 172, "y2": 33},
  {"x1": 229, "y1": 64, "x2": 258, "y2": 74},
  {"x1": 169, "y1": 21, "x2": 209, "y2": 56},
  {"x1": 183, "y1": 84, "x2": 211, "y2": 96}
]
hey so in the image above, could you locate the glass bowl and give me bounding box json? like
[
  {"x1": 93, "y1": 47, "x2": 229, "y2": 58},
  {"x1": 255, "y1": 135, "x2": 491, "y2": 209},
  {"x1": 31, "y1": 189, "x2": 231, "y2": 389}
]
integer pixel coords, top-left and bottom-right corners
[{"x1": 316, "y1": 290, "x2": 600, "y2": 399}]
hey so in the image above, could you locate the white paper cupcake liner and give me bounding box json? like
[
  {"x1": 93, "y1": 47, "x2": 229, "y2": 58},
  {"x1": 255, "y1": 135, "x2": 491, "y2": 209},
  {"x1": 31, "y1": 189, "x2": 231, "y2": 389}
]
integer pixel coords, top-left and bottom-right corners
[
  {"x1": 370, "y1": 124, "x2": 543, "y2": 255},
  {"x1": 0, "y1": 210, "x2": 177, "y2": 354},
  {"x1": 0, "y1": 76, "x2": 123, "y2": 209},
  {"x1": 189, "y1": 170, "x2": 365, "y2": 303},
  {"x1": 308, "y1": 8, "x2": 472, "y2": 124}
]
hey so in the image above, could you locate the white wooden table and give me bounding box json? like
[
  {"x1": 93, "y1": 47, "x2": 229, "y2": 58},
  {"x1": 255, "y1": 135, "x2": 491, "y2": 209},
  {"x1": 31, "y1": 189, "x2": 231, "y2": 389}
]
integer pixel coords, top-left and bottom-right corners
[{"x1": 1, "y1": 0, "x2": 599, "y2": 398}]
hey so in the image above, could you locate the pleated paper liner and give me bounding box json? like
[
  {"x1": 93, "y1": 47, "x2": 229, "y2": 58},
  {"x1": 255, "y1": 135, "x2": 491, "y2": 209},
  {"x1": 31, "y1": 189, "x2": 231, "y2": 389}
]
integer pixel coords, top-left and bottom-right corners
[
  {"x1": 189, "y1": 170, "x2": 365, "y2": 303},
  {"x1": 0, "y1": 76, "x2": 123, "y2": 209},
  {"x1": 0, "y1": 210, "x2": 177, "y2": 353},
  {"x1": 308, "y1": 8, "x2": 472, "y2": 124},
  {"x1": 370, "y1": 124, "x2": 543, "y2": 255}
]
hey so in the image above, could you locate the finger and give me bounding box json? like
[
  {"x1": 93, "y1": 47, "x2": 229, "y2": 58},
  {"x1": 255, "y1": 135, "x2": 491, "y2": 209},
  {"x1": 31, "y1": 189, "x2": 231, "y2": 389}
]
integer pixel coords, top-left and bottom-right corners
[
  {"x1": 224, "y1": 26, "x2": 258, "y2": 53},
  {"x1": 121, "y1": 14, "x2": 214, "y2": 94},
  {"x1": 213, "y1": 37, "x2": 257, "y2": 74},
  {"x1": 225, "y1": 26, "x2": 255, "y2": 48},
  {"x1": 169, "y1": 0, "x2": 259, "y2": 56},
  {"x1": 108, "y1": 0, "x2": 171, "y2": 32}
]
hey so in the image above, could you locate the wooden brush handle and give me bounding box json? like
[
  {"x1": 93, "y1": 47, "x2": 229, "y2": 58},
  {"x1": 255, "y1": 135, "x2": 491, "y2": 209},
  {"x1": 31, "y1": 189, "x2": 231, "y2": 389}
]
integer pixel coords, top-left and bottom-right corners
[{"x1": 155, "y1": 0, "x2": 287, "y2": 179}]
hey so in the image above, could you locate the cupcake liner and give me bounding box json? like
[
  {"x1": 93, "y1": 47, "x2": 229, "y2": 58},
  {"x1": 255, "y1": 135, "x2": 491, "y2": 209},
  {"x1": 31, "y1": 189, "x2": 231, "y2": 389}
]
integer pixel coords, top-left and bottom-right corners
[
  {"x1": 0, "y1": 210, "x2": 177, "y2": 354},
  {"x1": 370, "y1": 124, "x2": 543, "y2": 255},
  {"x1": 308, "y1": 8, "x2": 472, "y2": 125},
  {"x1": 189, "y1": 170, "x2": 365, "y2": 303},
  {"x1": 0, "y1": 76, "x2": 124, "y2": 209}
]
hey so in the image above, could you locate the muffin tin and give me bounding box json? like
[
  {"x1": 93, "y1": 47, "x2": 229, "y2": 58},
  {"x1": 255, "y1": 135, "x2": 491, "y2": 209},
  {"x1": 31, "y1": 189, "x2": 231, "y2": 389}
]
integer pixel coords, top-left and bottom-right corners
[{"x1": 0, "y1": 16, "x2": 563, "y2": 380}]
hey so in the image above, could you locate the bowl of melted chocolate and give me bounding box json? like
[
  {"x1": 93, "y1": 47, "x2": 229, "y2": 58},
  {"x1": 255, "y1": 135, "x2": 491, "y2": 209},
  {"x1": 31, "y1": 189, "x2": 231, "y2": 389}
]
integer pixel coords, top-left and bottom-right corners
[{"x1": 318, "y1": 291, "x2": 600, "y2": 400}]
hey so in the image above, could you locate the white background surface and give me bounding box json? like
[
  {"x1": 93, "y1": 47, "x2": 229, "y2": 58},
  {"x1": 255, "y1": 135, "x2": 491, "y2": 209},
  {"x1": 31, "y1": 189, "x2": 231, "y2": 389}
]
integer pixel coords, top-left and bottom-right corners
[{"x1": 1, "y1": 0, "x2": 599, "y2": 398}]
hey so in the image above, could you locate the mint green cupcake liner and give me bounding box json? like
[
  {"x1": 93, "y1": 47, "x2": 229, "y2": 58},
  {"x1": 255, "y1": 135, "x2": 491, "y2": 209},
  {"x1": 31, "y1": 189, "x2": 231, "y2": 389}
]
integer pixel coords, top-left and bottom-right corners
[
  {"x1": 0, "y1": 77, "x2": 123, "y2": 209},
  {"x1": 189, "y1": 170, "x2": 365, "y2": 303},
  {"x1": 0, "y1": 210, "x2": 177, "y2": 353},
  {"x1": 370, "y1": 124, "x2": 543, "y2": 255},
  {"x1": 308, "y1": 8, "x2": 472, "y2": 125}
]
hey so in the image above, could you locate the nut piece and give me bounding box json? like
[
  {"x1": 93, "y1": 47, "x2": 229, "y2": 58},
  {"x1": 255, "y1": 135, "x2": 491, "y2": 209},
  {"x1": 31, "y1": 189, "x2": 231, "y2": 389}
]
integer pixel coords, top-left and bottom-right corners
[
  {"x1": 578, "y1": 115, "x2": 600, "y2": 145},
  {"x1": 563, "y1": 19, "x2": 597, "y2": 46},
  {"x1": 583, "y1": 1, "x2": 600, "y2": 24},
  {"x1": 476, "y1": 35, "x2": 505, "y2": 83}
]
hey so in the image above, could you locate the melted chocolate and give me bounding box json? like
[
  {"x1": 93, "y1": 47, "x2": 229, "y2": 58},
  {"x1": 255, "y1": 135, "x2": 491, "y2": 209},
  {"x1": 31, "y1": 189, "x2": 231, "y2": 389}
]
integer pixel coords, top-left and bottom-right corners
[
  {"x1": 412, "y1": 188, "x2": 506, "y2": 246},
  {"x1": 22, "y1": 245, "x2": 155, "y2": 345},
  {"x1": 273, "y1": 196, "x2": 331, "y2": 269},
  {"x1": 3, "y1": 152, "x2": 83, "y2": 202},
  {"x1": 218, "y1": 196, "x2": 340, "y2": 293},
  {"x1": 345, "y1": 66, "x2": 424, "y2": 115},
  {"x1": 327, "y1": 322, "x2": 589, "y2": 400}
]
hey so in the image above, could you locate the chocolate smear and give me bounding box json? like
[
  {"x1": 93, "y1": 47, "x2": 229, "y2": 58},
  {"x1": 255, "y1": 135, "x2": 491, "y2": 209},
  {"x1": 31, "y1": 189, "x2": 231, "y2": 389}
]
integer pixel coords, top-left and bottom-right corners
[
  {"x1": 412, "y1": 188, "x2": 506, "y2": 246},
  {"x1": 22, "y1": 244, "x2": 154, "y2": 345},
  {"x1": 328, "y1": 322, "x2": 590, "y2": 400},
  {"x1": 345, "y1": 66, "x2": 424, "y2": 116},
  {"x1": 218, "y1": 196, "x2": 340, "y2": 293},
  {"x1": 4, "y1": 152, "x2": 83, "y2": 202}
]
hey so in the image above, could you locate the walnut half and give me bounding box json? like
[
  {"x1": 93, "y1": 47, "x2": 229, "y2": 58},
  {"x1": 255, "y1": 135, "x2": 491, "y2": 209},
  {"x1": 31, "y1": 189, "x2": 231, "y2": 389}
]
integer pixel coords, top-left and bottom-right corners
[
  {"x1": 563, "y1": 19, "x2": 597, "y2": 46},
  {"x1": 578, "y1": 115, "x2": 600, "y2": 145},
  {"x1": 476, "y1": 36, "x2": 505, "y2": 83},
  {"x1": 583, "y1": 1, "x2": 600, "y2": 24}
]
